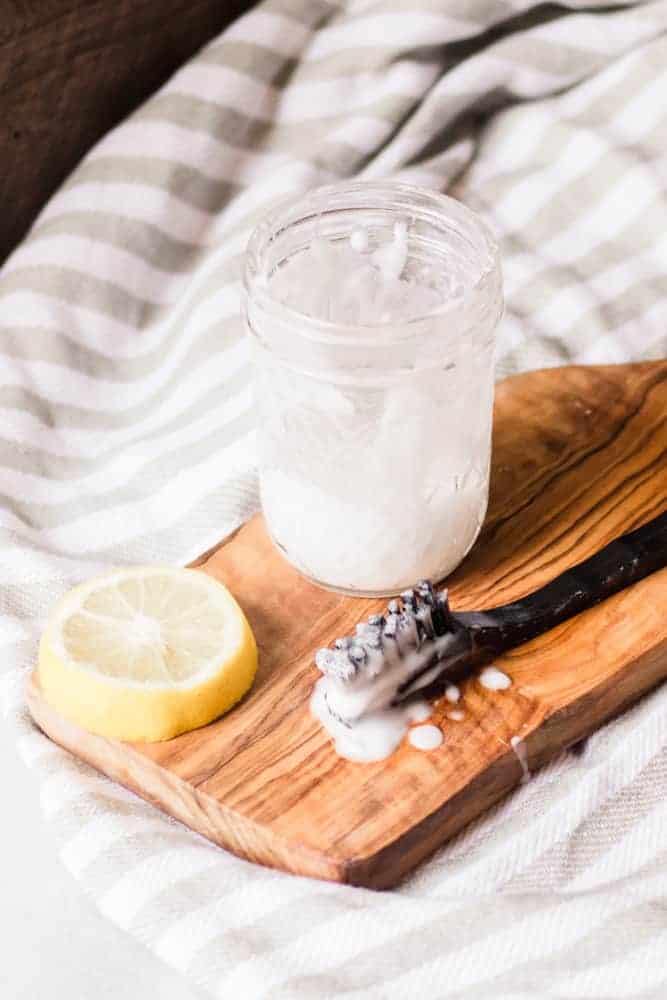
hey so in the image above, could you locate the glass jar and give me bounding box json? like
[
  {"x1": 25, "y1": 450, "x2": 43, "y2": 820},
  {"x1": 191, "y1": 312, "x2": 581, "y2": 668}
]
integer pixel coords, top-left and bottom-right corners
[{"x1": 243, "y1": 181, "x2": 503, "y2": 596}]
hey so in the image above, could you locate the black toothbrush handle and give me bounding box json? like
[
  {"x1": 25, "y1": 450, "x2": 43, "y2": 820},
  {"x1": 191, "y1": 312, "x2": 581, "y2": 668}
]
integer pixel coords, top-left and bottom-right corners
[{"x1": 456, "y1": 509, "x2": 667, "y2": 660}]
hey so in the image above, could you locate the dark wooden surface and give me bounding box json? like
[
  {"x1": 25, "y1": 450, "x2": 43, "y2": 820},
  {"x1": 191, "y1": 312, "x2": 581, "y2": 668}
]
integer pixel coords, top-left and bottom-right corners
[
  {"x1": 28, "y1": 363, "x2": 667, "y2": 888},
  {"x1": 0, "y1": 0, "x2": 254, "y2": 262}
]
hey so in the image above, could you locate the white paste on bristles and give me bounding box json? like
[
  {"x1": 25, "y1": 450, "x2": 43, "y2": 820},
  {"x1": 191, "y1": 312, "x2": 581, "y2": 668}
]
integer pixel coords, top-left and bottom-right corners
[
  {"x1": 408, "y1": 725, "x2": 443, "y2": 751},
  {"x1": 445, "y1": 684, "x2": 460, "y2": 703},
  {"x1": 479, "y1": 666, "x2": 511, "y2": 690},
  {"x1": 311, "y1": 679, "x2": 437, "y2": 763},
  {"x1": 311, "y1": 626, "x2": 457, "y2": 763},
  {"x1": 447, "y1": 710, "x2": 465, "y2": 722}
]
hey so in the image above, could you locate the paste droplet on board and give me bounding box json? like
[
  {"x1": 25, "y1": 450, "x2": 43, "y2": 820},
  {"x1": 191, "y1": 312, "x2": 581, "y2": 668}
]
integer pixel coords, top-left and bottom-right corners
[
  {"x1": 408, "y1": 725, "x2": 443, "y2": 751},
  {"x1": 510, "y1": 735, "x2": 531, "y2": 783},
  {"x1": 479, "y1": 666, "x2": 511, "y2": 690},
  {"x1": 406, "y1": 701, "x2": 432, "y2": 724}
]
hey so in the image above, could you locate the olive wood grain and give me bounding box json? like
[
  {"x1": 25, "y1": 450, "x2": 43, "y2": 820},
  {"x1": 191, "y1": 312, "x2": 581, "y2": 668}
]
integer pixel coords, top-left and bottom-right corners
[{"x1": 27, "y1": 362, "x2": 667, "y2": 888}]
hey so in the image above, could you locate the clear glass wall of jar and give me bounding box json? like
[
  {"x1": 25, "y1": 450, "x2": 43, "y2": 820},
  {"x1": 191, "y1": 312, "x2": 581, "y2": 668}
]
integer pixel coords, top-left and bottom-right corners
[{"x1": 243, "y1": 181, "x2": 503, "y2": 596}]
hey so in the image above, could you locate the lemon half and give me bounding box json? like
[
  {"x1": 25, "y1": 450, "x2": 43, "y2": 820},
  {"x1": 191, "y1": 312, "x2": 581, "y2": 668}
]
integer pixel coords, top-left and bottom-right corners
[{"x1": 38, "y1": 566, "x2": 257, "y2": 742}]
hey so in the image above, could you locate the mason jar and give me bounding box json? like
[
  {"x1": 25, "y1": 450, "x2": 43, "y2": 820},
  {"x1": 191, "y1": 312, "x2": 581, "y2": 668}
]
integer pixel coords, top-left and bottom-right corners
[{"x1": 243, "y1": 181, "x2": 503, "y2": 596}]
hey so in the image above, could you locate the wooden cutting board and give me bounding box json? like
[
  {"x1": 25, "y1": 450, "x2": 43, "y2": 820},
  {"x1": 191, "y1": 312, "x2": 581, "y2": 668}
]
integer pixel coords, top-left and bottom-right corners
[{"x1": 27, "y1": 362, "x2": 667, "y2": 889}]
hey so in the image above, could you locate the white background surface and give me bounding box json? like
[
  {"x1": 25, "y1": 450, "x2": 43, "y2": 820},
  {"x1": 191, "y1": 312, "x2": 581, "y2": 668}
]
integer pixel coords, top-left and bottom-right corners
[{"x1": 0, "y1": 720, "x2": 208, "y2": 1000}]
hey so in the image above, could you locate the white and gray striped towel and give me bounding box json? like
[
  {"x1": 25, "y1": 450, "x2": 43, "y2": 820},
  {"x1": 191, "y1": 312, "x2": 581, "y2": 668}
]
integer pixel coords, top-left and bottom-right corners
[{"x1": 2, "y1": 1, "x2": 667, "y2": 996}]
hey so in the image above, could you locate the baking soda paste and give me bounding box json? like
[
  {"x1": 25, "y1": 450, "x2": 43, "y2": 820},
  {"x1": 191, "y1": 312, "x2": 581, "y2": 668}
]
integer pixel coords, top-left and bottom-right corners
[{"x1": 254, "y1": 219, "x2": 496, "y2": 595}]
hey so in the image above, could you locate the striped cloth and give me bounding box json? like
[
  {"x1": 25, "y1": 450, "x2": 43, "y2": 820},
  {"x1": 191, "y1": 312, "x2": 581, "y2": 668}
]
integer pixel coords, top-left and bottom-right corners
[{"x1": 2, "y1": 1, "x2": 667, "y2": 996}]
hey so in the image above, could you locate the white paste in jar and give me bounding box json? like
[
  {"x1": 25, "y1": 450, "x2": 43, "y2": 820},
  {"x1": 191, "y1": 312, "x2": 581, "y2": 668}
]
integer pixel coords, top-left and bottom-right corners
[{"x1": 253, "y1": 213, "x2": 497, "y2": 594}]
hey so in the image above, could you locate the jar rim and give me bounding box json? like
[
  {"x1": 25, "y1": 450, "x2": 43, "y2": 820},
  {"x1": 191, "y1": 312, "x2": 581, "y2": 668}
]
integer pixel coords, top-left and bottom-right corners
[{"x1": 243, "y1": 180, "x2": 502, "y2": 346}]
